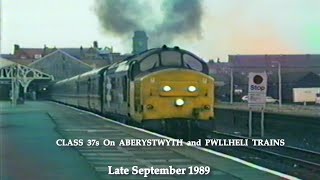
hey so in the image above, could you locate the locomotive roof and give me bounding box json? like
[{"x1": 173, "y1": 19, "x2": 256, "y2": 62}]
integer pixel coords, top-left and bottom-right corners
[
  {"x1": 78, "y1": 66, "x2": 109, "y2": 77},
  {"x1": 125, "y1": 46, "x2": 204, "y2": 62},
  {"x1": 55, "y1": 46, "x2": 206, "y2": 84},
  {"x1": 55, "y1": 74, "x2": 78, "y2": 85},
  {"x1": 106, "y1": 46, "x2": 205, "y2": 70},
  {"x1": 55, "y1": 66, "x2": 109, "y2": 84}
]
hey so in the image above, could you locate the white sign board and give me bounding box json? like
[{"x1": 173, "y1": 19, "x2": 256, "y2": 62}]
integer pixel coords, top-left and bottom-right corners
[
  {"x1": 248, "y1": 72, "x2": 267, "y2": 109},
  {"x1": 293, "y1": 88, "x2": 320, "y2": 102}
]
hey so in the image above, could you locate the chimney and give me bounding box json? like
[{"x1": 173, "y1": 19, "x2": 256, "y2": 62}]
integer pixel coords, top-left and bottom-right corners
[
  {"x1": 93, "y1": 41, "x2": 98, "y2": 48},
  {"x1": 132, "y1": 31, "x2": 148, "y2": 54},
  {"x1": 14, "y1": 44, "x2": 20, "y2": 55}
]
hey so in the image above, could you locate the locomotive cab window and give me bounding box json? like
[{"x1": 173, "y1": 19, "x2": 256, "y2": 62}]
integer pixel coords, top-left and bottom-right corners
[
  {"x1": 161, "y1": 51, "x2": 182, "y2": 66},
  {"x1": 140, "y1": 54, "x2": 160, "y2": 71},
  {"x1": 136, "y1": 49, "x2": 208, "y2": 76},
  {"x1": 183, "y1": 54, "x2": 203, "y2": 71}
]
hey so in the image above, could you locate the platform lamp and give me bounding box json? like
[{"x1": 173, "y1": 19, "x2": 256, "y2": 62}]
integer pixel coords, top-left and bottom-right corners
[{"x1": 271, "y1": 61, "x2": 282, "y2": 107}]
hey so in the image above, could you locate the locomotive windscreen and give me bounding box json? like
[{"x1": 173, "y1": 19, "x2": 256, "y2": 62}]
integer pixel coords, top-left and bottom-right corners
[
  {"x1": 139, "y1": 50, "x2": 205, "y2": 73},
  {"x1": 161, "y1": 51, "x2": 181, "y2": 66}
]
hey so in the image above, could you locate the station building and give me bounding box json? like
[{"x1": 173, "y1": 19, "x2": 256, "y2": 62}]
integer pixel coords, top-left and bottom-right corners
[
  {"x1": 0, "y1": 31, "x2": 145, "y2": 101},
  {"x1": 29, "y1": 50, "x2": 92, "y2": 81}
]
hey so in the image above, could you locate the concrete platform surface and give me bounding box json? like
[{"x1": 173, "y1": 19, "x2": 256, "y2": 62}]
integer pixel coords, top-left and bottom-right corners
[
  {"x1": 0, "y1": 101, "x2": 298, "y2": 180},
  {"x1": 216, "y1": 102, "x2": 320, "y2": 118},
  {"x1": 0, "y1": 101, "x2": 99, "y2": 180}
]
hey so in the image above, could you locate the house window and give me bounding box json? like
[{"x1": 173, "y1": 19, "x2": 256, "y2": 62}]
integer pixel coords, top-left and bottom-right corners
[{"x1": 34, "y1": 54, "x2": 42, "y2": 59}]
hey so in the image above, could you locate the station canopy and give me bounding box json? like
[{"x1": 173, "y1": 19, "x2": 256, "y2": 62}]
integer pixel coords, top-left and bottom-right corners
[{"x1": 0, "y1": 57, "x2": 53, "y2": 88}]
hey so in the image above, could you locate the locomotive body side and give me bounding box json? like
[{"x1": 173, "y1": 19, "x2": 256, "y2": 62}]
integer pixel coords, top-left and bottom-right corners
[{"x1": 101, "y1": 61, "x2": 130, "y2": 118}]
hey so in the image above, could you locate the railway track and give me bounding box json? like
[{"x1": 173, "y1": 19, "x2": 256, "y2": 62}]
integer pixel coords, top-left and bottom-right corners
[
  {"x1": 257, "y1": 145, "x2": 320, "y2": 168},
  {"x1": 206, "y1": 131, "x2": 320, "y2": 179}
]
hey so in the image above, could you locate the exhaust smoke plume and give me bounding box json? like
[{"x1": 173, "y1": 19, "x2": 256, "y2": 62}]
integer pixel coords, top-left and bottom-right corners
[{"x1": 95, "y1": 0, "x2": 203, "y2": 47}]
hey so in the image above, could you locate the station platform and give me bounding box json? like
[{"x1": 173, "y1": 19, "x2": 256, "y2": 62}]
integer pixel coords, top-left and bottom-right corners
[
  {"x1": 0, "y1": 101, "x2": 298, "y2": 180},
  {"x1": 0, "y1": 101, "x2": 99, "y2": 180},
  {"x1": 216, "y1": 102, "x2": 320, "y2": 118},
  {"x1": 215, "y1": 102, "x2": 320, "y2": 152}
]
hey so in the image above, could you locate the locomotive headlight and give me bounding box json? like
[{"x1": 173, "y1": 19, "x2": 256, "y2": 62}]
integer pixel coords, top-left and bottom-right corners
[
  {"x1": 204, "y1": 105, "x2": 210, "y2": 110},
  {"x1": 175, "y1": 99, "x2": 185, "y2": 106},
  {"x1": 188, "y1": 86, "x2": 197, "y2": 92},
  {"x1": 146, "y1": 104, "x2": 154, "y2": 110},
  {"x1": 163, "y1": 85, "x2": 172, "y2": 92}
]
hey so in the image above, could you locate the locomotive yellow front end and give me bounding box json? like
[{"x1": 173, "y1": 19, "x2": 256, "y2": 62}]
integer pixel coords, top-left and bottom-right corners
[
  {"x1": 140, "y1": 69, "x2": 214, "y2": 121},
  {"x1": 128, "y1": 46, "x2": 215, "y2": 134}
]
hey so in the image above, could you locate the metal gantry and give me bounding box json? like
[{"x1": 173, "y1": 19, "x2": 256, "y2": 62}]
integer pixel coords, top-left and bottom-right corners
[{"x1": 0, "y1": 58, "x2": 54, "y2": 105}]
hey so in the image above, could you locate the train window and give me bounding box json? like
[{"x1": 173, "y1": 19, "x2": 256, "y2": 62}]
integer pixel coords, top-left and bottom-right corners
[
  {"x1": 183, "y1": 54, "x2": 203, "y2": 71},
  {"x1": 110, "y1": 78, "x2": 116, "y2": 102},
  {"x1": 140, "y1": 54, "x2": 160, "y2": 71},
  {"x1": 80, "y1": 81, "x2": 86, "y2": 94},
  {"x1": 76, "y1": 81, "x2": 79, "y2": 94},
  {"x1": 161, "y1": 51, "x2": 182, "y2": 66},
  {"x1": 92, "y1": 78, "x2": 96, "y2": 94},
  {"x1": 117, "y1": 78, "x2": 122, "y2": 87},
  {"x1": 111, "y1": 78, "x2": 116, "y2": 88},
  {"x1": 122, "y1": 76, "x2": 127, "y2": 101},
  {"x1": 87, "y1": 79, "x2": 91, "y2": 94}
]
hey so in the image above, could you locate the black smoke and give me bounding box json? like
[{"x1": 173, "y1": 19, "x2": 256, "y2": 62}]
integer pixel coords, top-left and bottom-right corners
[{"x1": 95, "y1": 0, "x2": 203, "y2": 46}]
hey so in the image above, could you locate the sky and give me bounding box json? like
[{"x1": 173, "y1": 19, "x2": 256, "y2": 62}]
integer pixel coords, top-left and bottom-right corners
[{"x1": 1, "y1": 0, "x2": 320, "y2": 61}]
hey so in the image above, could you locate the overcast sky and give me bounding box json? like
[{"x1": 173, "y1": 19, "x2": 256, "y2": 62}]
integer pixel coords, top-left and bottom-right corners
[{"x1": 1, "y1": 0, "x2": 320, "y2": 61}]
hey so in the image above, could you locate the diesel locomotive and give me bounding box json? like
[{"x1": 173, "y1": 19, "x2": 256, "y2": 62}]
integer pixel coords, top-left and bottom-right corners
[{"x1": 51, "y1": 46, "x2": 215, "y2": 135}]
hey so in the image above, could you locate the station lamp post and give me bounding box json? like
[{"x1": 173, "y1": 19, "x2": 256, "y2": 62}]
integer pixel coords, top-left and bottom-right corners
[{"x1": 271, "y1": 61, "x2": 282, "y2": 107}]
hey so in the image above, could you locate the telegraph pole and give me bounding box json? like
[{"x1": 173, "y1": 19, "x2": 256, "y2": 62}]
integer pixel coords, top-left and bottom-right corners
[
  {"x1": 272, "y1": 61, "x2": 282, "y2": 107},
  {"x1": 278, "y1": 62, "x2": 282, "y2": 107},
  {"x1": 230, "y1": 68, "x2": 234, "y2": 104}
]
